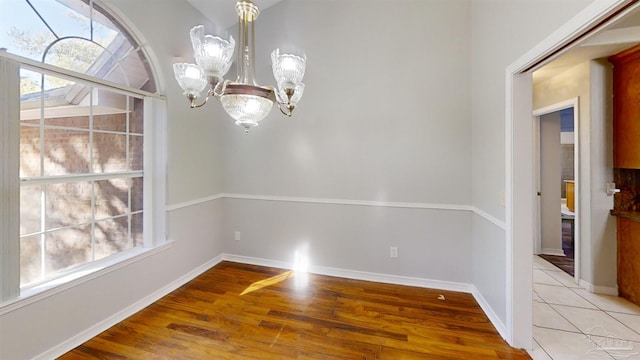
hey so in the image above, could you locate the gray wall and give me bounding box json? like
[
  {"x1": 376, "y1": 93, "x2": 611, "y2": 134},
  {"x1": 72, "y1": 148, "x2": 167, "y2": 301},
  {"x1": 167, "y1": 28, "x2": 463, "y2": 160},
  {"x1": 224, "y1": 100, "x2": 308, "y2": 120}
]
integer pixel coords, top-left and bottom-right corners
[
  {"x1": 218, "y1": 0, "x2": 474, "y2": 284},
  {"x1": 224, "y1": 0, "x2": 472, "y2": 205},
  {"x1": 470, "y1": 0, "x2": 595, "y2": 328}
]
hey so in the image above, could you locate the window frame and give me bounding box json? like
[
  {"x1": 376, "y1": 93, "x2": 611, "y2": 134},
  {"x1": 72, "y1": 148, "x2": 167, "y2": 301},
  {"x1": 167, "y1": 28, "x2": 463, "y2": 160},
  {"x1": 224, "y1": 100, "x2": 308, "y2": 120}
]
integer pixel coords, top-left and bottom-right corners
[{"x1": 0, "y1": 47, "x2": 167, "y2": 308}]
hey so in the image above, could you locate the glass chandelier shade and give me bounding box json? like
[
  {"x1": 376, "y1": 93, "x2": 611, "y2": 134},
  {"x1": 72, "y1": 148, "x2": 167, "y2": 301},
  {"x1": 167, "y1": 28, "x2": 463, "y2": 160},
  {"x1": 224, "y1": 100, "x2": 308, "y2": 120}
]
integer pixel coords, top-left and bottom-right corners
[
  {"x1": 172, "y1": 0, "x2": 307, "y2": 133},
  {"x1": 272, "y1": 49, "x2": 306, "y2": 88},
  {"x1": 190, "y1": 25, "x2": 235, "y2": 79},
  {"x1": 173, "y1": 63, "x2": 207, "y2": 98},
  {"x1": 220, "y1": 94, "x2": 274, "y2": 129}
]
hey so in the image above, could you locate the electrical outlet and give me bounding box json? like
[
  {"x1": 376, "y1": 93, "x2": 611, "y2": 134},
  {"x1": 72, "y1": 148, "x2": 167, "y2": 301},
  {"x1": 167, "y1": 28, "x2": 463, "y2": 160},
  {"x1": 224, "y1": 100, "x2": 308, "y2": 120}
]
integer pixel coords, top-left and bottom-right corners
[
  {"x1": 234, "y1": 231, "x2": 241, "y2": 241},
  {"x1": 390, "y1": 246, "x2": 398, "y2": 258}
]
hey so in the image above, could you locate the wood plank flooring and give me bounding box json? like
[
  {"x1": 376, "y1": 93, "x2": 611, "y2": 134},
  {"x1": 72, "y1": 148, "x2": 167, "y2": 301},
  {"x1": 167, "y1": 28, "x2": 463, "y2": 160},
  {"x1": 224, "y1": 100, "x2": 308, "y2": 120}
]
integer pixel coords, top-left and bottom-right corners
[{"x1": 59, "y1": 261, "x2": 531, "y2": 359}]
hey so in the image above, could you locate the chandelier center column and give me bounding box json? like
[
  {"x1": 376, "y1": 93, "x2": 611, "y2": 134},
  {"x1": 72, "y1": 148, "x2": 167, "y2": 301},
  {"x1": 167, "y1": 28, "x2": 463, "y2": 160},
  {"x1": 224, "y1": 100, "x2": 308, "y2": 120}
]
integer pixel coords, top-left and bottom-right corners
[{"x1": 236, "y1": 1, "x2": 259, "y2": 86}]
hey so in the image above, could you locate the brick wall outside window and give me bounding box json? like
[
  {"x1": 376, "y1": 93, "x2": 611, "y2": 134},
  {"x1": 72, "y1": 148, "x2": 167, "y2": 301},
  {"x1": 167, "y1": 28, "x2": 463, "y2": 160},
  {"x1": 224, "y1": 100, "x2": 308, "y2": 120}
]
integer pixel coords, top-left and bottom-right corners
[{"x1": 19, "y1": 98, "x2": 144, "y2": 286}]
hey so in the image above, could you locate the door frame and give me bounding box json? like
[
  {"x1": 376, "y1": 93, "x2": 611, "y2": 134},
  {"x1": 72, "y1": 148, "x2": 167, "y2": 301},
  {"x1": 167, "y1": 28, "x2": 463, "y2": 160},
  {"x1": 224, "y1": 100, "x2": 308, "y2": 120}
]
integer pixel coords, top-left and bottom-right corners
[{"x1": 532, "y1": 98, "x2": 580, "y2": 285}]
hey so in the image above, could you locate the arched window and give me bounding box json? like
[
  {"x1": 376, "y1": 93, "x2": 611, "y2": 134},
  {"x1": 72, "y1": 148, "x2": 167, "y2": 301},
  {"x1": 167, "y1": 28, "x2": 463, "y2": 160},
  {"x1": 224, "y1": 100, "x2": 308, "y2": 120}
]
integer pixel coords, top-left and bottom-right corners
[
  {"x1": 1, "y1": 0, "x2": 156, "y2": 91},
  {"x1": 0, "y1": 0, "x2": 165, "y2": 301}
]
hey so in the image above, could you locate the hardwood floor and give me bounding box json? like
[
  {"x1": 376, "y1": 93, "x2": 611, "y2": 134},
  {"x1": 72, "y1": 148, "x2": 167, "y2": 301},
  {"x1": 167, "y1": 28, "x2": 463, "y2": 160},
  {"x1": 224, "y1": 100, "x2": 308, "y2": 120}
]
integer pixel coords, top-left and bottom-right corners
[
  {"x1": 538, "y1": 254, "x2": 574, "y2": 276},
  {"x1": 59, "y1": 261, "x2": 531, "y2": 359}
]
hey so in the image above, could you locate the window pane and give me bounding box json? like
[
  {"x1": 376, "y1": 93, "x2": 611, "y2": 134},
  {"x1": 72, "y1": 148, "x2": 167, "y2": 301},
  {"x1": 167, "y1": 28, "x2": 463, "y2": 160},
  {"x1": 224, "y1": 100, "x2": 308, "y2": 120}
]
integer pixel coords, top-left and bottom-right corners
[
  {"x1": 19, "y1": 68, "x2": 43, "y2": 113},
  {"x1": 45, "y1": 225, "x2": 91, "y2": 273},
  {"x1": 43, "y1": 128, "x2": 90, "y2": 175},
  {"x1": 45, "y1": 38, "x2": 104, "y2": 74},
  {"x1": 94, "y1": 217, "x2": 130, "y2": 260},
  {"x1": 131, "y1": 97, "x2": 144, "y2": 134},
  {"x1": 20, "y1": 73, "x2": 91, "y2": 129},
  {"x1": 0, "y1": 1, "x2": 55, "y2": 59},
  {"x1": 20, "y1": 68, "x2": 42, "y2": 178},
  {"x1": 0, "y1": 0, "x2": 155, "y2": 92},
  {"x1": 93, "y1": 132, "x2": 127, "y2": 173},
  {"x1": 20, "y1": 235, "x2": 43, "y2": 286},
  {"x1": 93, "y1": 89, "x2": 128, "y2": 132},
  {"x1": 94, "y1": 179, "x2": 129, "y2": 220},
  {"x1": 45, "y1": 182, "x2": 92, "y2": 230},
  {"x1": 131, "y1": 177, "x2": 143, "y2": 213},
  {"x1": 45, "y1": 116, "x2": 90, "y2": 129},
  {"x1": 20, "y1": 125, "x2": 41, "y2": 177},
  {"x1": 20, "y1": 186, "x2": 42, "y2": 236},
  {"x1": 130, "y1": 135, "x2": 143, "y2": 171},
  {"x1": 94, "y1": 114, "x2": 126, "y2": 132},
  {"x1": 131, "y1": 213, "x2": 143, "y2": 247},
  {"x1": 25, "y1": 0, "x2": 94, "y2": 42},
  {"x1": 89, "y1": 3, "x2": 118, "y2": 49}
]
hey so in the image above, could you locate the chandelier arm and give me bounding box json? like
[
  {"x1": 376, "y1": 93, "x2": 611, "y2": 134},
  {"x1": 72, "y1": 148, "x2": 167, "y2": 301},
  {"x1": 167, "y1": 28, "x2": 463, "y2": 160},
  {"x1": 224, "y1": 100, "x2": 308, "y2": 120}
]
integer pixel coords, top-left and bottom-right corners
[
  {"x1": 277, "y1": 102, "x2": 294, "y2": 117},
  {"x1": 213, "y1": 79, "x2": 230, "y2": 97},
  {"x1": 189, "y1": 87, "x2": 214, "y2": 108}
]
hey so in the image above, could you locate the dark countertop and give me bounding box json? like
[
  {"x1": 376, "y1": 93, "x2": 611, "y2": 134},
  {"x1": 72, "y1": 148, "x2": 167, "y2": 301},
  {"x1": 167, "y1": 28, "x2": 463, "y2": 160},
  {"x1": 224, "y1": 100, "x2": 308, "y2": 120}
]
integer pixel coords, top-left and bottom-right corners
[{"x1": 611, "y1": 209, "x2": 640, "y2": 222}]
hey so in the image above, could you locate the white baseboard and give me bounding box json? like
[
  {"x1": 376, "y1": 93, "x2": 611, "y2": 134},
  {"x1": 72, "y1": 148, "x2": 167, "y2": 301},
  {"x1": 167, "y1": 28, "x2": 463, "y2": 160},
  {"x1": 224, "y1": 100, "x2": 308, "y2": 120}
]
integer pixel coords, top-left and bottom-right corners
[
  {"x1": 471, "y1": 285, "x2": 507, "y2": 340},
  {"x1": 33, "y1": 254, "x2": 225, "y2": 360},
  {"x1": 541, "y1": 248, "x2": 566, "y2": 257},
  {"x1": 579, "y1": 279, "x2": 618, "y2": 296},
  {"x1": 222, "y1": 254, "x2": 475, "y2": 293}
]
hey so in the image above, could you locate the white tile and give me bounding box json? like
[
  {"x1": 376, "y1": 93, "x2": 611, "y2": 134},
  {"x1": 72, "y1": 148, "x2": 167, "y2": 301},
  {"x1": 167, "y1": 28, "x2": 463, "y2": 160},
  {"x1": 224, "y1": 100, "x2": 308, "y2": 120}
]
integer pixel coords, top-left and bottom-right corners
[
  {"x1": 612, "y1": 341, "x2": 640, "y2": 359},
  {"x1": 534, "y1": 326, "x2": 614, "y2": 359},
  {"x1": 608, "y1": 312, "x2": 640, "y2": 336},
  {"x1": 572, "y1": 288, "x2": 640, "y2": 315},
  {"x1": 534, "y1": 269, "x2": 564, "y2": 286},
  {"x1": 534, "y1": 302, "x2": 580, "y2": 332},
  {"x1": 552, "y1": 304, "x2": 640, "y2": 342},
  {"x1": 583, "y1": 334, "x2": 637, "y2": 359},
  {"x1": 534, "y1": 256, "x2": 560, "y2": 271},
  {"x1": 535, "y1": 283, "x2": 597, "y2": 309},
  {"x1": 546, "y1": 269, "x2": 581, "y2": 288},
  {"x1": 528, "y1": 338, "x2": 553, "y2": 360}
]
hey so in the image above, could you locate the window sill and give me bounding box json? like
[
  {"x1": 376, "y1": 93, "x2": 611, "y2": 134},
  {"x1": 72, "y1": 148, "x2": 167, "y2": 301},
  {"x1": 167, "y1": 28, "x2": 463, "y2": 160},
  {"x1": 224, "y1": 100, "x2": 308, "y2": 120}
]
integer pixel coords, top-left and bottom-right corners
[{"x1": 0, "y1": 240, "x2": 173, "y2": 316}]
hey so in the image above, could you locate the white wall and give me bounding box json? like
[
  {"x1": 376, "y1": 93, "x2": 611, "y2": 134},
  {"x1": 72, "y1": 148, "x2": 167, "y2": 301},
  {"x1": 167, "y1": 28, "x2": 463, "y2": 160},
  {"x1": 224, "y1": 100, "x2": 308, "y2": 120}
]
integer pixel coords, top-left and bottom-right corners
[
  {"x1": 220, "y1": 0, "x2": 473, "y2": 282},
  {"x1": 0, "y1": 1, "x2": 227, "y2": 359},
  {"x1": 470, "y1": 0, "x2": 595, "y2": 328}
]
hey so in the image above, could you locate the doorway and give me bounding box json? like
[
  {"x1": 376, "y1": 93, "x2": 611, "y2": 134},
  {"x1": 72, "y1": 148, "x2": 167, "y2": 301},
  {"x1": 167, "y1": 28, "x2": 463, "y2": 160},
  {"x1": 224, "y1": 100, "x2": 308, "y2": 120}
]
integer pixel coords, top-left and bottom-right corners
[
  {"x1": 533, "y1": 100, "x2": 579, "y2": 282},
  {"x1": 506, "y1": 0, "x2": 640, "y2": 349}
]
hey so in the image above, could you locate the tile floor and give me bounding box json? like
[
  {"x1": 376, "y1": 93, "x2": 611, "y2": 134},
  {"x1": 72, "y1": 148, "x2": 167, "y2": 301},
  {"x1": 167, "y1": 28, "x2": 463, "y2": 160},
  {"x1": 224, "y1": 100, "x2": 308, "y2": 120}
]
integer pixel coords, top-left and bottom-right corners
[{"x1": 529, "y1": 255, "x2": 640, "y2": 359}]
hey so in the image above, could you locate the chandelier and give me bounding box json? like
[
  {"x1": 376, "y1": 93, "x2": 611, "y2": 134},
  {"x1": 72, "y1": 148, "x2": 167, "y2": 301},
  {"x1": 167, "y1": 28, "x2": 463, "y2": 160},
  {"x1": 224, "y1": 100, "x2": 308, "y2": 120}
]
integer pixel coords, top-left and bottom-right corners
[{"x1": 173, "y1": 0, "x2": 307, "y2": 133}]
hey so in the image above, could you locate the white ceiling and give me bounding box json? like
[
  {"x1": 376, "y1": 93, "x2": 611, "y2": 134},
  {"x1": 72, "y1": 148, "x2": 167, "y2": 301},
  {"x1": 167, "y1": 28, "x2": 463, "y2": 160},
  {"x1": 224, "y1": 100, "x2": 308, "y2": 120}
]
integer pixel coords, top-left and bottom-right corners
[
  {"x1": 186, "y1": 0, "x2": 283, "y2": 29},
  {"x1": 534, "y1": 8, "x2": 640, "y2": 82},
  {"x1": 185, "y1": 0, "x2": 639, "y2": 83}
]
